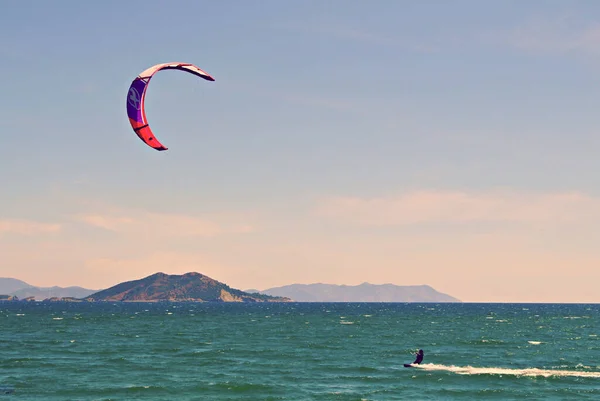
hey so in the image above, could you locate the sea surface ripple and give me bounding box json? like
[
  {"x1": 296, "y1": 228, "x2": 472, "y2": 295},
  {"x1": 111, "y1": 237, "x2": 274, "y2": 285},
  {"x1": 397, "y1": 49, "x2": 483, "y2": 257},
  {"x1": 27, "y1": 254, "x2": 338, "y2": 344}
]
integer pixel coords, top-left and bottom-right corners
[{"x1": 1, "y1": 302, "x2": 599, "y2": 400}]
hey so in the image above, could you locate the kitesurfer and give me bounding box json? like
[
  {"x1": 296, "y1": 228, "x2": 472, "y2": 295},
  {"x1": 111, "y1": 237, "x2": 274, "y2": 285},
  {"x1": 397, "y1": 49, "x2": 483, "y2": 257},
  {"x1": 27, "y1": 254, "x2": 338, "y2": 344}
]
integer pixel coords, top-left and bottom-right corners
[{"x1": 412, "y1": 349, "x2": 424, "y2": 364}]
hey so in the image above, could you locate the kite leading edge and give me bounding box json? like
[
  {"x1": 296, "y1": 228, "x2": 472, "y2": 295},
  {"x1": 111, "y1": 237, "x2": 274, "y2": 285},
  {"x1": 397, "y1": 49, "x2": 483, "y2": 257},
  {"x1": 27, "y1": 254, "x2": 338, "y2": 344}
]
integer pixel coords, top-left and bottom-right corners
[{"x1": 126, "y1": 62, "x2": 215, "y2": 151}]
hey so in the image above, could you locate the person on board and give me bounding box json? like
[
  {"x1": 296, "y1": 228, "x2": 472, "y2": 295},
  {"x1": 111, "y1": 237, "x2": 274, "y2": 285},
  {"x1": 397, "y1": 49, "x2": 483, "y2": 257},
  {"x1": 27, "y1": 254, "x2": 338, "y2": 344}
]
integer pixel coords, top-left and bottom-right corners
[{"x1": 412, "y1": 349, "x2": 424, "y2": 364}]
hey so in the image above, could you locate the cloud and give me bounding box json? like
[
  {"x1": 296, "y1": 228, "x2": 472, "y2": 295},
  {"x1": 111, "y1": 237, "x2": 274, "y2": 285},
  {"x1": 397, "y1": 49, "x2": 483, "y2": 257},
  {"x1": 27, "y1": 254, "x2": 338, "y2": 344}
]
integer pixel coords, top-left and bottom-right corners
[
  {"x1": 496, "y1": 15, "x2": 600, "y2": 55},
  {"x1": 276, "y1": 21, "x2": 439, "y2": 53},
  {"x1": 73, "y1": 209, "x2": 254, "y2": 238},
  {"x1": 314, "y1": 189, "x2": 600, "y2": 226},
  {"x1": 0, "y1": 219, "x2": 61, "y2": 235},
  {"x1": 278, "y1": 13, "x2": 600, "y2": 57},
  {"x1": 84, "y1": 251, "x2": 221, "y2": 276},
  {"x1": 77, "y1": 215, "x2": 135, "y2": 231}
]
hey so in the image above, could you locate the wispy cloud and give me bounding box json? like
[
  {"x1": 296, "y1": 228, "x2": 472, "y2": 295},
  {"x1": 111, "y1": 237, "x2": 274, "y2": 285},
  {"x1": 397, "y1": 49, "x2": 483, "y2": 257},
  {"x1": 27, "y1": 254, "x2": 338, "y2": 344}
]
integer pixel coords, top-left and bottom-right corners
[
  {"x1": 0, "y1": 219, "x2": 61, "y2": 235},
  {"x1": 77, "y1": 215, "x2": 134, "y2": 231},
  {"x1": 283, "y1": 13, "x2": 600, "y2": 57},
  {"x1": 276, "y1": 21, "x2": 439, "y2": 53},
  {"x1": 314, "y1": 189, "x2": 600, "y2": 226},
  {"x1": 491, "y1": 15, "x2": 600, "y2": 55},
  {"x1": 84, "y1": 251, "x2": 222, "y2": 276},
  {"x1": 283, "y1": 15, "x2": 600, "y2": 56},
  {"x1": 73, "y1": 208, "x2": 254, "y2": 238}
]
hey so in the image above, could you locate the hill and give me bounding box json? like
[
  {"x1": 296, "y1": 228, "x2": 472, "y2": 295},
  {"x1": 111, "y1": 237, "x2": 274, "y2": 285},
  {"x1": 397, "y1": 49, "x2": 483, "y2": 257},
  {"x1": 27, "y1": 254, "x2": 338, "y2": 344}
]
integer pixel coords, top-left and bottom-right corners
[
  {"x1": 0, "y1": 278, "x2": 33, "y2": 294},
  {"x1": 251, "y1": 282, "x2": 461, "y2": 302},
  {"x1": 11, "y1": 286, "x2": 97, "y2": 300},
  {"x1": 85, "y1": 272, "x2": 291, "y2": 302},
  {"x1": 0, "y1": 278, "x2": 97, "y2": 300}
]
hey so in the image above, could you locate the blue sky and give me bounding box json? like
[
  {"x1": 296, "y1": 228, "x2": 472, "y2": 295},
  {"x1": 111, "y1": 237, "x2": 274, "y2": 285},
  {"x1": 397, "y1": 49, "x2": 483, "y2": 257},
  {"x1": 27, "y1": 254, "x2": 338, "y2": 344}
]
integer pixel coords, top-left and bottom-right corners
[{"x1": 1, "y1": 0, "x2": 600, "y2": 302}]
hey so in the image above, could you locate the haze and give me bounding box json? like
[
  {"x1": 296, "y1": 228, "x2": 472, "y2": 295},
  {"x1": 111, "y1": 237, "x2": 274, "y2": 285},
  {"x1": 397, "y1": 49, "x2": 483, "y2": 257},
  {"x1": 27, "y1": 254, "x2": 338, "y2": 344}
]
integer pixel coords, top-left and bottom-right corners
[{"x1": 1, "y1": 1, "x2": 599, "y2": 303}]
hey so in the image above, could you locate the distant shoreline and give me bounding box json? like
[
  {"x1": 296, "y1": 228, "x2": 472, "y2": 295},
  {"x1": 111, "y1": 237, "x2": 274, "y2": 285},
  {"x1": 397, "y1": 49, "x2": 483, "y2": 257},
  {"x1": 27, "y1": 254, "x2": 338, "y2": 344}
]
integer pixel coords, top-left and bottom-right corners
[{"x1": 2, "y1": 298, "x2": 598, "y2": 305}]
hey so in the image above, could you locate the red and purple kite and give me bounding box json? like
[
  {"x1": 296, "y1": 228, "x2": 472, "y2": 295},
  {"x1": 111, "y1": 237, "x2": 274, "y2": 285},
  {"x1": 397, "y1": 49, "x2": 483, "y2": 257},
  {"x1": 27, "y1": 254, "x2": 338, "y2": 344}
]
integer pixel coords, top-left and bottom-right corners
[{"x1": 126, "y1": 62, "x2": 215, "y2": 151}]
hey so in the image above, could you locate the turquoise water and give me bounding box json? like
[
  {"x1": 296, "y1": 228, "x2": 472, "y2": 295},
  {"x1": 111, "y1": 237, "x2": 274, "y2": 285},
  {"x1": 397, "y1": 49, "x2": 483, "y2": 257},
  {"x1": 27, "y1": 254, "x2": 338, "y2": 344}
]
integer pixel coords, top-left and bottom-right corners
[{"x1": 1, "y1": 302, "x2": 599, "y2": 400}]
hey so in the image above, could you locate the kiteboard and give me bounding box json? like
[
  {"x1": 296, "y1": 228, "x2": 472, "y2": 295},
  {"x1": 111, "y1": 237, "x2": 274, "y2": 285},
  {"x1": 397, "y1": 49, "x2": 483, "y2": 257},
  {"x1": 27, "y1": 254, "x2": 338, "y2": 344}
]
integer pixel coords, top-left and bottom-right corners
[{"x1": 403, "y1": 363, "x2": 414, "y2": 368}]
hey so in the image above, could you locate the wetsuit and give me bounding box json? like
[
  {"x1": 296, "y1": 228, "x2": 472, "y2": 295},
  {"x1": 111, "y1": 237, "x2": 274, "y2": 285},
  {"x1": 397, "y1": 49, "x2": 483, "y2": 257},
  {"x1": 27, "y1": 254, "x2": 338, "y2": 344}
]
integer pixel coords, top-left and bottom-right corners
[{"x1": 413, "y1": 352, "x2": 424, "y2": 364}]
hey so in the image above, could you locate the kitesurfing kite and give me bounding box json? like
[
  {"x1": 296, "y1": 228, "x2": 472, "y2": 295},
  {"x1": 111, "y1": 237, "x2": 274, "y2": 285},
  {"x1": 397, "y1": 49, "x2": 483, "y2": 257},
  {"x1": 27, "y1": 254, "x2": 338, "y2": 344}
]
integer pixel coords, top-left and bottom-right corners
[{"x1": 126, "y1": 62, "x2": 215, "y2": 151}]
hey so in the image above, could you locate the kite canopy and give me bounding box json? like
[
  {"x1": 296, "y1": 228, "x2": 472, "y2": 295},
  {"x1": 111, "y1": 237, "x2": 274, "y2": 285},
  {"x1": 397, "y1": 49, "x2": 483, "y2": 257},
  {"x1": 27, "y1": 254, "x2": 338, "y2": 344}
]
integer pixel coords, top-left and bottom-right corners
[{"x1": 126, "y1": 62, "x2": 215, "y2": 151}]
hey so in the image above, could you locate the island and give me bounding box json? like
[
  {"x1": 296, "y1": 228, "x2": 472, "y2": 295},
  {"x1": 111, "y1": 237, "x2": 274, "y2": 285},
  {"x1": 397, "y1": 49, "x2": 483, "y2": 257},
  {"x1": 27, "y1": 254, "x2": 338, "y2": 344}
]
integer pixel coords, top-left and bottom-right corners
[{"x1": 84, "y1": 272, "x2": 292, "y2": 303}]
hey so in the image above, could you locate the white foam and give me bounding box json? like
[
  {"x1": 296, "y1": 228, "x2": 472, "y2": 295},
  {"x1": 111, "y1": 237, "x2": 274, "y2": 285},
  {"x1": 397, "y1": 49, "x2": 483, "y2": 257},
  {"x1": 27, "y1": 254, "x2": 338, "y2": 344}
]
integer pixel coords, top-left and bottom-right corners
[{"x1": 414, "y1": 363, "x2": 600, "y2": 378}]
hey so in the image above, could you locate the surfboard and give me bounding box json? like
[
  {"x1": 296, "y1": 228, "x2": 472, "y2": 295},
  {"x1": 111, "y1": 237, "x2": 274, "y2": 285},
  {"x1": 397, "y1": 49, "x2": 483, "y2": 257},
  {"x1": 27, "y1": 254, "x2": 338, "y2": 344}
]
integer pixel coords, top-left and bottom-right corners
[{"x1": 403, "y1": 363, "x2": 414, "y2": 368}]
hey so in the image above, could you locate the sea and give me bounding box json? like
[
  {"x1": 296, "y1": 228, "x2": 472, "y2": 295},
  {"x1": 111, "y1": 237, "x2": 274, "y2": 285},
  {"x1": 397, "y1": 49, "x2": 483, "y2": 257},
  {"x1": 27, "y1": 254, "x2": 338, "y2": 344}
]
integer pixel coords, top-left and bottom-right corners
[{"x1": 1, "y1": 302, "x2": 599, "y2": 400}]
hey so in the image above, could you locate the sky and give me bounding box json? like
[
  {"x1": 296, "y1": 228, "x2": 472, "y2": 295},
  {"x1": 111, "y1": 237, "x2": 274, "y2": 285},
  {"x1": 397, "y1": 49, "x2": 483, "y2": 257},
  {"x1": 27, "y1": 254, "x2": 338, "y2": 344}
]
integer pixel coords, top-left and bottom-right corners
[{"x1": 1, "y1": 0, "x2": 600, "y2": 303}]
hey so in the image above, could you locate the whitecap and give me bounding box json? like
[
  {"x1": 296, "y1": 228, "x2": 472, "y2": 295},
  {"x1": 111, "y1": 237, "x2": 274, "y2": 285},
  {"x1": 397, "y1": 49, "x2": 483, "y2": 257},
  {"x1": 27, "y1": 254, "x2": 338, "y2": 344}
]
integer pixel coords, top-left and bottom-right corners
[{"x1": 414, "y1": 363, "x2": 600, "y2": 378}]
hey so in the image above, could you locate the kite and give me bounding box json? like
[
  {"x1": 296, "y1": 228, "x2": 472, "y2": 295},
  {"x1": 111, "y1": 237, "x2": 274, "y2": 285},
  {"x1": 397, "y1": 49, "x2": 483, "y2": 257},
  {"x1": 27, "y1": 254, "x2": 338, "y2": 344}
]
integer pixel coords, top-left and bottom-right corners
[{"x1": 126, "y1": 62, "x2": 215, "y2": 151}]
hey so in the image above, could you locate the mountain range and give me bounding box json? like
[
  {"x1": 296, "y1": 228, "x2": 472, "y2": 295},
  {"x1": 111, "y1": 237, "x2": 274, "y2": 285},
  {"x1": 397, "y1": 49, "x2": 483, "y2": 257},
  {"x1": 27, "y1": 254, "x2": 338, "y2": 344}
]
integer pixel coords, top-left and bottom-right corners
[
  {"x1": 1, "y1": 274, "x2": 460, "y2": 302},
  {"x1": 246, "y1": 283, "x2": 461, "y2": 302},
  {"x1": 0, "y1": 278, "x2": 98, "y2": 300}
]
